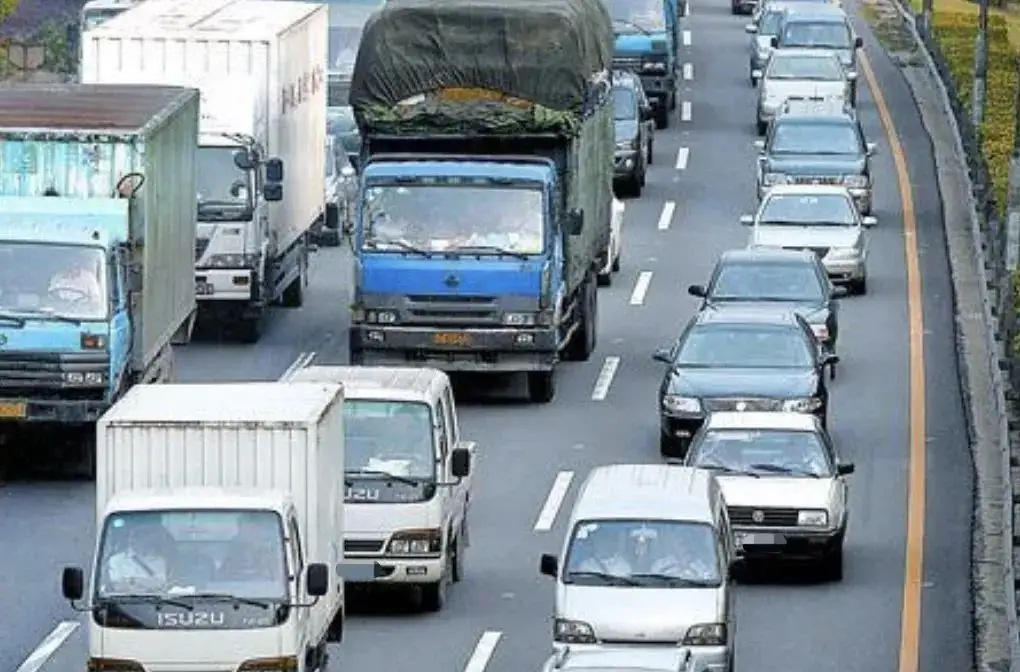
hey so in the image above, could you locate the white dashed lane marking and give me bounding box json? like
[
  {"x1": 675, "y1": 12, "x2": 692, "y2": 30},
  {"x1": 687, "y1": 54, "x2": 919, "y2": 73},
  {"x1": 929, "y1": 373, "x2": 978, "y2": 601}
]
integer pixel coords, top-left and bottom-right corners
[
  {"x1": 463, "y1": 631, "x2": 502, "y2": 672},
  {"x1": 534, "y1": 471, "x2": 575, "y2": 531},
  {"x1": 683, "y1": 30, "x2": 691, "y2": 46},
  {"x1": 591, "y1": 356, "x2": 621, "y2": 401},
  {"x1": 681, "y1": 100, "x2": 692, "y2": 122},
  {"x1": 629, "y1": 271, "x2": 653, "y2": 306},
  {"x1": 658, "y1": 201, "x2": 677, "y2": 230},
  {"x1": 683, "y1": 62, "x2": 693, "y2": 80},
  {"x1": 675, "y1": 147, "x2": 689, "y2": 170}
]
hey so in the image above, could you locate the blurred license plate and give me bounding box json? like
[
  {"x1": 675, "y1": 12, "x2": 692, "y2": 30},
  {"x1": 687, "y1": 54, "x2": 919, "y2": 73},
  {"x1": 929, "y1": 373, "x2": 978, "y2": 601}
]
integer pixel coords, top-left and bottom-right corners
[
  {"x1": 736, "y1": 532, "x2": 784, "y2": 546},
  {"x1": 196, "y1": 281, "x2": 214, "y2": 296},
  {"x1": 0, "y1": 401, "x2": 26, "y2": 419},
  {"x1": 434, "y1": 332, "x2": 471, "y2": 346}
]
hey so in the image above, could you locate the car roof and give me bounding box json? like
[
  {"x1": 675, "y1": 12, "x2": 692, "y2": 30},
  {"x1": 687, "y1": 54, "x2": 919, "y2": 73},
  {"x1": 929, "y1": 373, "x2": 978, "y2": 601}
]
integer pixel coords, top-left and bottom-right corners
[
  {"x1": 693, "y1": 304, "x2": 803, "y2": 326},
  {"x1": 783, "y1": 5, "x2": 849, "y2": 20},
  {"x1": 717, "y1": 247, "x2": 819, "y2": 265},
  {"x1": 703, "y1": 411, "x2": 822, "y2": 432},
  {"x1": 571, "y1": 464, "x2": 718, "y2": 522}
]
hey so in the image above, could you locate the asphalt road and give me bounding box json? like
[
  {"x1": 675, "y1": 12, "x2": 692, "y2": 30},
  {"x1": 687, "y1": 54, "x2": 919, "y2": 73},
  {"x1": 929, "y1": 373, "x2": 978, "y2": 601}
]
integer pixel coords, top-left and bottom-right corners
[{"x1": 0, "y1": 2, "x2": 974, "y2": 671}]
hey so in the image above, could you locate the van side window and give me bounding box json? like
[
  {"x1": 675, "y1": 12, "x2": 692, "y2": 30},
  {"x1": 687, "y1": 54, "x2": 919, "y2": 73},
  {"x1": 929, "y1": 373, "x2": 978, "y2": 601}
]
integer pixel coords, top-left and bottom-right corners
[
  {"x1": 288, "y1": 515, "x2": 304, "y2": 583},
  {"x1": 434, "y1": 401, "x2": 449, "y2": 458},
  {"x1": 441, "y1": 386, "x2": 458, "y2": 443}
]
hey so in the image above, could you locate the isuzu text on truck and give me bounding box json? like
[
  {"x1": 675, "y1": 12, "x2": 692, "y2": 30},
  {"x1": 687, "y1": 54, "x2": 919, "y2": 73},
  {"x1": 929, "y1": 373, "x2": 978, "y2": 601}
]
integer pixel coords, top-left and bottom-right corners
[
  {"x1": 348, "y1": 0, "x2": 615, "y2": 403},
  {"x1": 81, "y1": 0, "x2": 328, "y2": 342},
  {"x1": 0, "y1": 84, "x2": 198, "y2": 477},
  {"x1": 61, "y1": 381, "x2": 347, "y2": 672}
]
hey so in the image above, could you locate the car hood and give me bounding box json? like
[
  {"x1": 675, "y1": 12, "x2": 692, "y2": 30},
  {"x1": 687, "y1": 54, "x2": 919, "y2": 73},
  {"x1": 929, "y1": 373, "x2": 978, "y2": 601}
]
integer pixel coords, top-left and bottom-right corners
[
  {"x1": 752, "y1": 225, "x2": 861, "y2": 249},
  {"x1": 716, "y1": 475, "x2": 835, "y2": 510},
  {"x1": 765, "y1": 153, "x2": 865, "y2": 175},
  {"x1": 668, "y1": 366, "x2": 818, "y2": 398},
  {"x1": 761, "y1": 79, "x2": 846, "y2": 103},
  {"x1": 615, "y1": 120, "x2": 639, "y2": 142},
  {"x1": 782, "y1": 45, "x2": 854, "y2": 67}
]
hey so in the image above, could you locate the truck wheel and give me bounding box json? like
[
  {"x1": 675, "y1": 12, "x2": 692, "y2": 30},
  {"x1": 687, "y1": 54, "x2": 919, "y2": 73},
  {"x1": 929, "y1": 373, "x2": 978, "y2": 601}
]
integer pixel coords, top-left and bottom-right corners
[
  {"x1": 564, "y1": 273, "x2": 596, "y2": 361},
  {"x1": 452, "y1": 534, "x2": 465, "y2": 583},
  {"x1": 527, "y1": 370, "x2": 556, "y2": 403},
  {"x1": 612, "y1": 249, "x2": 621, "y2": 272},
  {"x1": 238, "y1": 312, "x2": 264, "y2": 344},
  {"x1": 420, "y1": 554, "x2": 451, "y2": 612},
  {"x1": 281, "y1": 259, "x2": 306, "y2": 308},
  {"x1": 820, "y1": 536, "x2": 844, "y2": 582},
  {"x1": 597, "y1": 268, "x2": 612, "y2": 287}
]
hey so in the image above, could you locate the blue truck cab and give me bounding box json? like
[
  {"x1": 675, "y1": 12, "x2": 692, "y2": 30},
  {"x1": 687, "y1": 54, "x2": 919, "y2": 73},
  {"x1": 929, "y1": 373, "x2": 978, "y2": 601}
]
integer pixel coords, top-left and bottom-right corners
[{"x1": 605, "y1": 0, "x2": 679, "y2": 128}]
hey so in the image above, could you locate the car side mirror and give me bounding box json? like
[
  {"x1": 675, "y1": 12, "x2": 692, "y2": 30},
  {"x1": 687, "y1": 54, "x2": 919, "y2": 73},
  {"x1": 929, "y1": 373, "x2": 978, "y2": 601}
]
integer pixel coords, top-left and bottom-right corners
[
  {"x1": 745, "y1": 23, "x2": 758, "y2": 33},
  {"x1": 866, "y1": 142, "x2": 878, "y2": 156},
  {"x1": 306, "y1": 562, "x2": 329, "y2": 597},
  {"x1": 845, "y1": 71, "x2": 858, "y2": 81},
  {"x1": 265, "y1": 157, "x2": 285, "y2": 183},
  {"x1": 232, "y1": 150, "x2": 255, "y2": 171},
  {"x1": 62, "y1": 566, "x2": 85, "y2": 601},
  {"x1": 340, "y1": 166, "x2": 356, "y2": 179},
  {"x1": 824, "y1": 354, "x2": 840, "y2": 366},
  {"x1": 862, "y1": 216, "x2": 877, "y2": 227},
  {"x1": 753, "y1": 139, "x2": 765, "y2": 152},
  {"x1": 540, "y1": 553, "x2": 559, "y2": 577},
  {"x1": 263, "y1": 182, "x2": 283, "y2": 202},
  {"x1": 653, "y1": 347, "x2": 672, "y2": 363},
  {"x1": 751, "y1": 69, "x2": 763, "y2": 80},
  {"x1": 566, "y1": 209, "x2": 584, "y2": 236},
  {"x1": 854, "y1": 36, "x2": 863, "y2": 48},
  {"x1": 770, "y1": 36, "x2": 778, "y2": 48},
  {"x1": 830, "y1": 285, "x2": 849, "y2": 298},
  {"x1": 837, "y1": 462, "x2": 855, "y2": 475},
  {"x1": 687, "y1": 284, "x2": 707, "y2": 297},
  {"x1": 739, "y1": 214, "x2": 754, "y2": 225},
  {"x1": 450, "y1": 447, "x2": 471, "y2": 478}
]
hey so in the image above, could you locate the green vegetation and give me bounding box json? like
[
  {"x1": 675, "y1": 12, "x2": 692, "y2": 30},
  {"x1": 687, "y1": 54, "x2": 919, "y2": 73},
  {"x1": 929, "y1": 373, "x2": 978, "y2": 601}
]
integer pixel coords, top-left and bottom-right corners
[{"x1": 0, "y1": 0, "x2": 19, "y2": 21}]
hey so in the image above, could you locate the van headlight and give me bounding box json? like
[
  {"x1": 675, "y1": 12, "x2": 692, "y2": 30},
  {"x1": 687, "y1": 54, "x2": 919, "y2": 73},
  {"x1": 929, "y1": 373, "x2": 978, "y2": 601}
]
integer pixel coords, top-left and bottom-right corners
[
  {"x1": 782, "y1": 397, "x2": 822, "y2": 412},
  {"x1": 663, "y1": 395, "x2": 701, "y2": 413},
  {"x1": 797, "y1": 509, "x2": 829, "y2": 527},
  {"x1": 503, "y1": 312, "x2": 538, "y2": 326},
  {"x1": 682, "y1": 623, "x2": 727, "y2": 646},
  {"x1": 387, "y1": 528, "x2": 442, "y2": 555},
  {"x1": 843, "y1": 174, "x2": 868, "y2": 188},
  {"x1": 554, "y1": 618, "x2": 596, "y2": 644}
]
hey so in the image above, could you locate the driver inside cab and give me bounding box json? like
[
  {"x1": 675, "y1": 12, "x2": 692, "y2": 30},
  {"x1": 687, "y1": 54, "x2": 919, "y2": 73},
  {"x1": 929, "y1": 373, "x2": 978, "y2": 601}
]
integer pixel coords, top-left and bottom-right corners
[{"x1": 48, "y1": 248, "x2": 103, "y2": 312}]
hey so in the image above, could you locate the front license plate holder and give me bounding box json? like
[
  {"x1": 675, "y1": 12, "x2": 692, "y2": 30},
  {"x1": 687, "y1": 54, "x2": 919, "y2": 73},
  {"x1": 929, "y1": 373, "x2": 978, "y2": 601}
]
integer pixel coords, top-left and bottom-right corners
[
  {"x1": 433, "y1": 332, "x2": 471, "y2": 346},
  {"x1": 340, "y1": 561, "x2": 385, "y2": 582},
  {"x1": 0, "y1": 401, "x2": 27, "y2": 419},
  {"x1": 735, "y1": 532, "x2": 785, "y2": 548}
]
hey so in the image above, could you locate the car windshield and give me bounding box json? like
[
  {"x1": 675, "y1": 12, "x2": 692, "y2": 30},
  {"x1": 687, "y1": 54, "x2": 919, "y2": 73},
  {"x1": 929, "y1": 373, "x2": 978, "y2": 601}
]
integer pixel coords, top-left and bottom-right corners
[
  {"x1": 689, "y1": 428, "x2": 832, "y2": 477},
  {"x1": 711, "y1": 262, "x2": 825, "y2": 301},
  {"x1": 759, "y1": 193, "x2": 856, "y2": 225},
  {"x1": 196, "y1": 146, "x2": 250, "y2": 213},
  {"x1": 771, "y1": 120, "x2": 861, "y2": 154},
  {"x1": 613, "y1": 87, "x2": 639, "y2": 120},
  {"x1": 95, "y1": 510, "x2": 288, "y2": 601},
  {"x1": 0, "y1": 242, "x2": 108, "y2": 321},
  {"x1": 782, "y1": 21, "x2": 852, "y2": 48},
  {"x1": 344, "y1": 400, "x2": 436, "y2": 480},
  {"x1": 768, "y1": 54, "x2": 844, "y2": 79},
  {"x1": 362, "y1": 184, "x2": 545, "y2": 255},
  {"x1": 563, "y1": 519, "x2": 722, "y2": 586},
  {"x1": 676, "y1": 324, "x2": 815, "y2": 368},
  {"x1": 607, "y1": 0, "x2": 667, "y2": 32}
]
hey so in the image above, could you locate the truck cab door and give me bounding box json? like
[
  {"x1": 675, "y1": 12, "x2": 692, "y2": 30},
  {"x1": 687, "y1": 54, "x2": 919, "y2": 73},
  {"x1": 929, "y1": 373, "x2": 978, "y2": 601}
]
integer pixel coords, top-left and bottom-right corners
[
  {"x1": 286, "y1": 513, "x2": 311, "y2": 645},
  {"x1": 109, "y1": 249, "x2": 132, "y2": 394}
]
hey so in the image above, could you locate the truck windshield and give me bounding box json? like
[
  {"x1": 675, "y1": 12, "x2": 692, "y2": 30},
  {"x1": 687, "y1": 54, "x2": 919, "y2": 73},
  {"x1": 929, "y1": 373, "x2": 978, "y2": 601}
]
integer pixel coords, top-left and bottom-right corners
[
  {"x1": 607, "y1": 0, "x2": 667, "y2": 33},
  {"x1": 345, "y1": 400, "x2": 437, "y2": 503},
  {"x1": 197, "y1": 147, "x2": 252, "y2": 218},
  {"x1": 0, "y1": 242, "x2": 107, "y2": 321},
  {"x1": 96, "y1": 509, "x2": 288, "y2": 604},
  {"x1": 81, "y1": 8, "x2": 124, "y2": 31},
  {"x1": 362, "y1": 185, "x2": 545, "y2": 255}
]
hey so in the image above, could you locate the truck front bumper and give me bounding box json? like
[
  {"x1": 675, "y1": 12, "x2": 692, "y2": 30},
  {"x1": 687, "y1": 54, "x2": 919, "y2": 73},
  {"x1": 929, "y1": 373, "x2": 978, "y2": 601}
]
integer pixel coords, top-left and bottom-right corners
[
  {"x1": 341, "y1": 555, "x2": 445, "y2": 585},
  {"x1": 349, "y1": 325, "x2": 558, "y2": 372},
  {"x1": 194, "y1": 268, "x2": 256, "y2": 302},
  {"x1": 0, "y1": 396, "x2": 109, "y2": 424},
  {"x1": 640, "y1": 76, "x2": 675, "y2": 104}
]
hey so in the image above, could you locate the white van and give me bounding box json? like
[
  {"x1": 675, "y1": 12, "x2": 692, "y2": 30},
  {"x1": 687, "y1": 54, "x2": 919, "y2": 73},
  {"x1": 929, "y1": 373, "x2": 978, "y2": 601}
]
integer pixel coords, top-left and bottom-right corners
[
  {"x1": 284, "y1": 365, "x2": 474, "y2": 611},
  {"x1": 539, "y1": 465, "x2": 735, "y2": 672}
]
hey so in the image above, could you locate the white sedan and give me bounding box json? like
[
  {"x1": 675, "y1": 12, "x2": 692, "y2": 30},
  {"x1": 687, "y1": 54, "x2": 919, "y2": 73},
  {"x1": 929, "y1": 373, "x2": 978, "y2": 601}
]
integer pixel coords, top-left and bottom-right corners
[{"x1": 598, "y1": 197, "x2": 625, "y2": 286}]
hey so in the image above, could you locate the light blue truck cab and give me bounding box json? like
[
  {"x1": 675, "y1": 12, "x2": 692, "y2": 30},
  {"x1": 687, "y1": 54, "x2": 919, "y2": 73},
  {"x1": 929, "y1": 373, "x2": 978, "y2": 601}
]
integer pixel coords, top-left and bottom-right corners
[
  {"x1": 347, "y1": 0, "x2": 615, "y2": 403},
  {"x1": 0, "y1": 84, "x2": 199, "y2": 477},
  {"x1": 605, "y1": 0, "x2": 679, "y2": 128}
]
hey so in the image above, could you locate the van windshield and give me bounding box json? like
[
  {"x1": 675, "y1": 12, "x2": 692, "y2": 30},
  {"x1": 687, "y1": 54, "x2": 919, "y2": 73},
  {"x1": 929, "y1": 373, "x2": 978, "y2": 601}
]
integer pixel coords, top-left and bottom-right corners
[{"x1": 562, "y1": 519, "x2": 722, "y2": 587}]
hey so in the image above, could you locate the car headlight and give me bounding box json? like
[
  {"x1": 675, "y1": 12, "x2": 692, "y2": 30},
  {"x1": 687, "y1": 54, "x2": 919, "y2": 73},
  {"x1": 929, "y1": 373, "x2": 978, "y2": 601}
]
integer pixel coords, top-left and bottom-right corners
[
  {"x1": 203, "y1": 253, "x2": 260, "y2": 268},
  {"x1": 64, "y1": 371, "x2": 106, "y2": 386},
  {"x1": 826, "y1": 247, "x2": 860, "y2": 260},
  {"x1": 810, "y1": 324, "x2": 829, "y2": 341},
  {"x1": 663, "y1": 395, "x2": 701, "y2": 414},
  {"x1": 366, "y1": 310, "x2": 398, "y2": 324},
  {"x1": 797, "y1": 509, "x2": 829, "y2": 527},
  {"x1": 386, "y1": 528, "x2": 442, "y2": 555},
  {"x1": 503, "y1": 312, "x2": 537, "y2": 326},
  {"x1": 616, "y1": 139, "x2": 636, "y2": 151},
  {"x1": 682, "y1": 623, "x2": 727, "y2": 646},
  {"x1": 236, "y1": 657, "x2": 299, "y2": 672},
  {"x1": 782, "y1": 397, "x2": 822, "y2": 412},
  {"x1": 642, "y1": 61, "x2": 667, "y2": 73},
  {"x1": 843, "y1": 174, "x2": 868, "y2": 188},
  {"x1": 762, "y1": 172, "x2": 789, "y2": 186},
  {"x1": 554, "y1": 618, "x2": 597, "y2": 644}
]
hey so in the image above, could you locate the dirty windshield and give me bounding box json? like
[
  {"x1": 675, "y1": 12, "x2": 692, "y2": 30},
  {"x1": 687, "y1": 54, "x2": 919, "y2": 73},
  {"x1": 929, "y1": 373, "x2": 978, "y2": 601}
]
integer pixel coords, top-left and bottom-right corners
[
  {"x1": 607, "y1": 0, "x2": 667, "y2": 32},
  {"x1": 362, "y1": 184, "x2": 545, "y2": 255},
  {"x1": 196, "y1": 147, "x2": 251, "y2": 219},
  {"x1": 345, "y1": 400, "x2": 437, "y2": 503},
  {"x1": 0, "y1": 242, "x2": 107, "y2": 321}
]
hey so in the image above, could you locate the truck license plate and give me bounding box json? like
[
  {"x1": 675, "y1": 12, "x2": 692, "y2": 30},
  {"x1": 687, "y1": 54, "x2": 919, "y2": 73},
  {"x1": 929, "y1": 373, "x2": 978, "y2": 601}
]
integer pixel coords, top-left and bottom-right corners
[
  {"x1": 0, "y1": 401, "x2": 27, "y2": 419},
  {"x1": 735, "y1": 532, "x2": 784, "y2": 547},
  {"x1": 196, "y1": 281, "x2": 214, "y2": 296},
  {"x1": 433, "y1": 332, "x2": 471, "y2": 346}
]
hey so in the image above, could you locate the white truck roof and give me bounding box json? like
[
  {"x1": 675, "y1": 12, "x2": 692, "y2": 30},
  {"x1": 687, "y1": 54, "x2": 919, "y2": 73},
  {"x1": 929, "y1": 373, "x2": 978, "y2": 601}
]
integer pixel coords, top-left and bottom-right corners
[
  {"x1": 105, "y1": 487, "x2": 292, "y2": 513},
  {"x1": 94, "y1": 0, "x2": 320, "y2": 39},
  {"x1": 287, "y1": 365, "x2": 449, "y2": 402}
]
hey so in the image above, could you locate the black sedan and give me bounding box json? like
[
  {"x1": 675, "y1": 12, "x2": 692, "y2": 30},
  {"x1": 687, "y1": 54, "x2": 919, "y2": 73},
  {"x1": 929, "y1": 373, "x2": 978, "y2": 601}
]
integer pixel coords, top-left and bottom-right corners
[
  {"x1": 653, "y1": 306, "x2": 838, "y2": 458},
  {"x1": 688, "y1": 248, "x2": 844, "y2": 361}
]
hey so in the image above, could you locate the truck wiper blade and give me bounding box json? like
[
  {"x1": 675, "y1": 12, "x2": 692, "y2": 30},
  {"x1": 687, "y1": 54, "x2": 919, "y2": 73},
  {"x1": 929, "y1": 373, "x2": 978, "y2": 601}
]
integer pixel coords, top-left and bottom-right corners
[
  {"x1": 181, "y1": 592, "x2": 271, "y2": 609},
  {"x1": 629, "y1": 573, "x2": 718, "y2": 587},
  {"x1": 747, "y1": 462, "x2": 820, "y2": 478},
  {"x1": 564, "y1": 570, "x2": 641, "y2": 586},
  {"x1": 346, "y1": 468, "x2": 420, "y2": 487},
  {"x1": 698, "y1": 463, "x2": 760, "y2": 478},
  {"x1": 100, "y1": 594, "x2": 194, "y2": 610},
  {"x1": 449, "y1": 244, "x2": 529, "y2": 260},
  {"x1": 0, "y1": 311, "x2": 26, "y2": 327},
  {"x1": 1, "y1": 307, "x2": 81, "y2": 325},
  {"x1": 363, "y1": 238, "x2": 432, "y2": 257}
]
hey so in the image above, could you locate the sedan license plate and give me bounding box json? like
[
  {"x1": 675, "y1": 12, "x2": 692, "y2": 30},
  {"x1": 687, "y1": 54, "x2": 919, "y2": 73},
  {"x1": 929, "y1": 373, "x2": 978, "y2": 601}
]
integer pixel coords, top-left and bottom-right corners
[
  {"x1": 0, "y1": 401, "x2": 27, "y2": 419},
  {"x1": 736, "y1": 532, "x2": 784, "y2": 547},
  {"x1": 433, "y1": 331, "x2": 471, "y2": 346},
  {"x1": 196, "y1": 281, "x2": 214, "y2": 296}
]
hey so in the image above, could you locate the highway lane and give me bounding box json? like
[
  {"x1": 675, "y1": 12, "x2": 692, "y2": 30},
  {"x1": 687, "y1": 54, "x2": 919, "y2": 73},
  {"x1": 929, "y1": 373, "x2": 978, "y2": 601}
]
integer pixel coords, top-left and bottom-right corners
[{"x1": 0, "y1": 2, "x2": 972, "y2": 671}]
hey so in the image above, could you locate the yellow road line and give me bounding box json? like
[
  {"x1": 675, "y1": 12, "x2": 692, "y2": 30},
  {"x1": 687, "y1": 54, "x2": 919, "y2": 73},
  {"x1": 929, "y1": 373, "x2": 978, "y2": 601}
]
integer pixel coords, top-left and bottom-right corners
[{"x1": 859, "y1": 52, "x2": 927, "y2": 672}]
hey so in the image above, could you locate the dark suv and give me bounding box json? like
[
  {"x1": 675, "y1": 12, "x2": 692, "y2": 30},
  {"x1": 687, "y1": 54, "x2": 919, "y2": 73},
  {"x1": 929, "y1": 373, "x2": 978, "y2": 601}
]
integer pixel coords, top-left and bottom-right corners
[{"x1": 612, "y1": 71, "x2": 654, "y2": 197}]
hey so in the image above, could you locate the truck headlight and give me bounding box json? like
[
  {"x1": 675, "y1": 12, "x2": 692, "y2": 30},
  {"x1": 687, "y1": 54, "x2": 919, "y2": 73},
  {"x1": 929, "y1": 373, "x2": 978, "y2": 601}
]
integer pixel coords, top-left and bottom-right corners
[
  {"x1": 64, "y1": 371, "x2": 106, "y2": 386},
  {"x1": 843, "y1": 174, "x2": 868, "y2": 188},
  {"x1": 642, "y1": 61, "x2": 667, "y2": 73},
  {"x1": 663, "y1": 395, "x2": 701, "y2": 413},
  {"x1": 367, "y1": 310, "x2": 398, "y2": 324},
  {"x1": 236, "y1": 656, "x2": 299, "y2": 672},
  {"x1": 503, "y1": 312, "x2": 537, "y2": 326},
  {"x1": 387, "y1": 528, "x2": 442, "y2": 555},
  {"x1": 762, "y1": 172, "x2": 788, "y2": 186},
  {"x1": 682, "y1": 623, "x2": 727, "y2": 646},
  {"x1": 554, "y1": 618, "x2": 596, "y2": 644},
  {"x1": 87, "y1": 659, "x2": 146, "y2": 672},
  {"x1": 797, "y1": 509, "x2": 829, "y2": 527},
  {"x1": 204, "y1": 253, "x2": 260, "y2": 268},
  {"x1": 782, "y1": 397, "x2": 822, "y2": 412}
]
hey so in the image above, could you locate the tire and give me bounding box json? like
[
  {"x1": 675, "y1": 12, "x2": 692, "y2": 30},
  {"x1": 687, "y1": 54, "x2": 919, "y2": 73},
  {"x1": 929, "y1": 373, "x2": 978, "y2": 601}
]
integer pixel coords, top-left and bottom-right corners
[
  {"x1": 821, "y1": 537, "x2": 844, "y2": 582},
  {"x1": 756, "y1": 118, "x2": 767, "y2": 136},
  {"x1": 612, "y1": 250, "x2": 621, "y2": 273},
  {"x1": 597, "y1": 269, "x2": 612, "y2": 287},
  {"x1": 527, "y1": 370, "x2": 556, "y2": 403},
  {"x1": 659, "y1": 431, "x2": 687, "y2": 460},
  {"x1": 238, "y1": 311, "x2": 264, "y2": 344},
  {"x1": 647, "y1": 140, "x2": 654, "y2": 165},
  {"x1": 452, "y1": 533, "x2": 465, "y2": 583},
  {"x1": 420, "y1": 551, "x2": 451, "y2": 612},
  {"x1": 654, "y1": 105, "x2": 669, "y2": 130},
  {"x1": 630, "y1": 174, "x2": 643, "y2": 197},
  {"x1": 563, "y1": 274, "x2": 596, "y2": 362},
  {"x1": 281, "y1": 258, "x2": 306, "y2": 308},
  {"x1": 849, "y1": 277, "x2": 867, "y2": 295}
]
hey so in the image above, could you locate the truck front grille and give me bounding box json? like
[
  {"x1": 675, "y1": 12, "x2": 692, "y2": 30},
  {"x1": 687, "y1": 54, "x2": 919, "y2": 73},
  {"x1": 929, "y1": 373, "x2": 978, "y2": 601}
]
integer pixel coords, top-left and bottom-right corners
[
  {"x1": 403, "y1": 294, "x2": 500, "y2": 326},
  {"x1": 728, "y1": 506, "x2": 800, "y2": 527},
  {"x1": 345, "y1": 539, "x2": 385, "y2": 554},
  {"x1": 613, "y1": 57, "x2": 643, "y2": 71},
  {"x1": 0, "y1": 352, "x2": 109, "y2": 400}
]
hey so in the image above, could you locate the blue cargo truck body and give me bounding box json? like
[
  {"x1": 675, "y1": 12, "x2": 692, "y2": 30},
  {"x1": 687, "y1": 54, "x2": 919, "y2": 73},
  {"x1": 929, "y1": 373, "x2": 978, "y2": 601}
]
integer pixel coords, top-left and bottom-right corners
[
  {"x1": 606, "y1": 0, "x2": 679, "y2": 128},
  {"x1": 348, "y1": 0, "x2": 615, "y2": 403},
  {"x1": 0, "y1": 84, "x2": 198, "y2": 476}
]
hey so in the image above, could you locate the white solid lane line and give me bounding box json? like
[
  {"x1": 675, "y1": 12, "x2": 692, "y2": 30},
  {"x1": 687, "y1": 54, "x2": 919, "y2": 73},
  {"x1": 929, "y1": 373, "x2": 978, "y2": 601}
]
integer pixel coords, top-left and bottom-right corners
[
  {"x1": 591, "y1": 356, "x2": 621, "y2": 402},
  {"x1": 681, "y1": 101, "x2": 692, "y2": 122},
  {"x1": 534, "y1": 471, "x2": 575, "y2": 531},
  {"x1": 657, "y1": 201, "x2": 677, "y2": 231},
  {"x1": 629, "y1": 271, "x2": 653, "y2": 306},
  {"x1": 280, "y1": 351, "x2": 316, "y2": 381},
  {"x1": 683, "y1": 29, "x2": 692, "y2": 46},
  {"x1": 683, "y1": 62, "x2": 693, "y2": 80},
  {"x1": 464, "y1": 631, "x2": 503, "y2": 672},
  {"x1": 675, "y1": 147, "x2": 689, "y2": 170},
  {"x1": 17, "y1": 621, "x2": 80, "y2": 672}
]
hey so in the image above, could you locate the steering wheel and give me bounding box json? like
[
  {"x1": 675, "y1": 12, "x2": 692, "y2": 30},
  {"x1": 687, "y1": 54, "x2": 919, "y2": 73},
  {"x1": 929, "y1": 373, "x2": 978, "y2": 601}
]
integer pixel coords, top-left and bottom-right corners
[{"x1": 49, "y1": 286, "x2": 90, "y2": 303}]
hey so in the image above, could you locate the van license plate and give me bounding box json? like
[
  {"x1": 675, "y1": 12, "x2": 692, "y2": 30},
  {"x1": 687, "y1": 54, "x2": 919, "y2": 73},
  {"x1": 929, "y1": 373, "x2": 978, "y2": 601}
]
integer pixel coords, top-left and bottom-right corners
[
  {"x1": 0, "y1": 401, "x2": 27, "y2": 419},
  {"x1": 736, "y1": 532, "x2": 783, "y2": 546},
  {"x1": 434, "y1": 332, "x2": 471, "y2": 346},
  {"x1": 196, "y1": 281, "x2": 214, "y2": 296}
]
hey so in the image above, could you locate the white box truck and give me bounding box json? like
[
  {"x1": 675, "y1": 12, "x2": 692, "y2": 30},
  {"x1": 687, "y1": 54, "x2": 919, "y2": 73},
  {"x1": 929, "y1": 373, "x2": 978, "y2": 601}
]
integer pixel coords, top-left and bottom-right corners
[
  {"x1": 60, "y1": 381, "x2": 346, "y2": 672},
  {"x1": 80, "y1": 0, "x2": 329, "y2": 343}
]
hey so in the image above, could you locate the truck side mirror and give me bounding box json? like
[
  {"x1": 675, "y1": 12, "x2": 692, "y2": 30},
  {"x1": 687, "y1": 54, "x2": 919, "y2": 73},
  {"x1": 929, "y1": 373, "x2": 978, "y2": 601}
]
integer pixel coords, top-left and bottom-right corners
[
  {"x1": 770, "y1": 36, "x2": 778, "y2": 48},
  {"x1": 653, "y1": 347, "x2": 672, "y2": 363},
  {"x1": 450, "y1": 447, "x2": 471, "y2": 478},
  {"x1": 566, "y1": 209, "x2": 584, "y2": 236},
  {"x1": 540, "y1": 553, "x2": 558, "y2": 577},
  {"x1": 306, "y1": 562, "x2": 329, "y2": 597},
  {"x1": 687, "y1": 284, "x2": 707, "y2": 297},
  {"x1": 266, "y1": 157, "x2": 285, "y2": 183},
  {"x1": 263, "y1": 183, "x2": 283, "y2": 202},
  {"x1": 837, "y1": 462, "x2": 855, "y2": 475},
  {"x1": 233, "y1": 150, "x2": 255, "y2": 171},
  {"x1": 62, "y1": 566, "x2": 85, "y2": 601},
  {"x1": 854, "y1": 36, "x2": 863, "y2": 48},
  {"x1": 745, "y1": 23, "x2": 758, "y2": 33}
]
